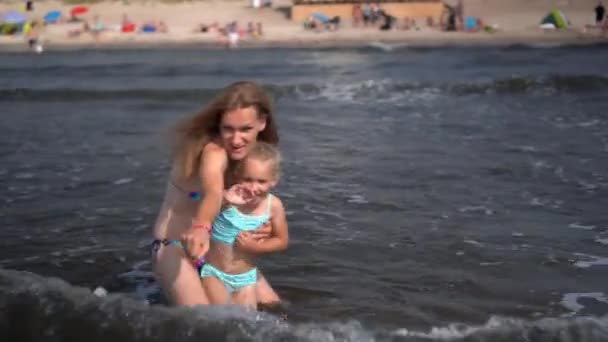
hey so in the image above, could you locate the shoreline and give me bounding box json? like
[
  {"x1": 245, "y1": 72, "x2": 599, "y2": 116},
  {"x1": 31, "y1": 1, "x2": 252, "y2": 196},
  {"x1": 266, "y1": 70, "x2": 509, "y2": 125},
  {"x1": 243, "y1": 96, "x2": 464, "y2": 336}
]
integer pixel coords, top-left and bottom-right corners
[{"x1": 1, "y1": 31, "x2": 607, "y2": 52}]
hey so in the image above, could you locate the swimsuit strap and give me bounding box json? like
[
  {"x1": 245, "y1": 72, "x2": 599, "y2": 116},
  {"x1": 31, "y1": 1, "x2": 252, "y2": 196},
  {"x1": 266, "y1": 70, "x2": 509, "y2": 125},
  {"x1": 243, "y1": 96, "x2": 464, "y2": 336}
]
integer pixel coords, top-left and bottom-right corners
[
  {"x1": 265, "y1": 194, "x2": 272, "y2": 216},
  {"x1": 170, "y1": 179, "x2": 201, "y2": 200}
]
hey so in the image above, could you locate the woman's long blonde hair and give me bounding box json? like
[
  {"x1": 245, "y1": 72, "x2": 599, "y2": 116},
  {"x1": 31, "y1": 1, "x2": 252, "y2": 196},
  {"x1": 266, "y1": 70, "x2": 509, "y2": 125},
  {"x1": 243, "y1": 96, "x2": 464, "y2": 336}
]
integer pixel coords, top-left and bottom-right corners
[{"x1": 172, "y1": 81, "x2": 279, "y2": 180}]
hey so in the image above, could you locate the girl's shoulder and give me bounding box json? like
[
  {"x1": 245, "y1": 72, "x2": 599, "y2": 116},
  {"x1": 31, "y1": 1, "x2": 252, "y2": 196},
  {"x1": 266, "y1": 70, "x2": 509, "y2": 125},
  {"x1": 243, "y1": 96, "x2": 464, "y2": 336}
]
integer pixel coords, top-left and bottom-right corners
[{"x1": 269, "y1": 194, "x2": 285, "y2": 215}]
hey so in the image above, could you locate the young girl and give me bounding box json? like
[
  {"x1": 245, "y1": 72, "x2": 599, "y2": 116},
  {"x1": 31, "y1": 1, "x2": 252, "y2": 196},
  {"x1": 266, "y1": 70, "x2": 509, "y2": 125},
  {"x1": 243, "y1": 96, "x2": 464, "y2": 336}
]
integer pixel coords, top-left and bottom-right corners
[{"x1": 201, "y1": 142, "x2": 289, "y2": 308}]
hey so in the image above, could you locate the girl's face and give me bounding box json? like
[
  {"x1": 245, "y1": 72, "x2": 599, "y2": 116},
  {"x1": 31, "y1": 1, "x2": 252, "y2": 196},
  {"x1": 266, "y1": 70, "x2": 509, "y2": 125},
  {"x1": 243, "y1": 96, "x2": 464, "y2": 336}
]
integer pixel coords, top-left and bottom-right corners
[
  {"x1": 220, "y1": 106, "x2": 266, "y2": 160},
  {"x1": 239, "y1": 158, "x2": 277, "y2": 201}
]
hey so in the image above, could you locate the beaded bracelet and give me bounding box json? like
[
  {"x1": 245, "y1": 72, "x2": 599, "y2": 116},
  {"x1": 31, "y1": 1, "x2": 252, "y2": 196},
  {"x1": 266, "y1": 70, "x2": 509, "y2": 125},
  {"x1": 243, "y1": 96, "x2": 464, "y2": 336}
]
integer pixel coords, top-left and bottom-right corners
[
  {"x1": 192, "y1": 255, "x2": 206, "y2": 269},
  {"x1": 191, "y1": 223, "x2": 211, "y2": 232}
]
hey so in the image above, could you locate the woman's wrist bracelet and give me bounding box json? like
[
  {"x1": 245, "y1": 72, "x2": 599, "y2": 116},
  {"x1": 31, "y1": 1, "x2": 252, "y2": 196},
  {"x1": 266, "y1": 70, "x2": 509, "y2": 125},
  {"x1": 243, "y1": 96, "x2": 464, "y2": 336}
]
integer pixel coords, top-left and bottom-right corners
[
  {"x1": 191, "y1": 223, "x2": 211, "y2": 232},
  {"x1": 190, "y1": 255, "x2": 206, "y2": 268}
]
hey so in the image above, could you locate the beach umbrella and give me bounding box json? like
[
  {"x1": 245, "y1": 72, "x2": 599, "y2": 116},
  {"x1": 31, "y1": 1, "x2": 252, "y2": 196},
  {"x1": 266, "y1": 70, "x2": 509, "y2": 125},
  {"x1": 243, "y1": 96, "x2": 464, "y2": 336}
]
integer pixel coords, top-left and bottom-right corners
[
  {"x1": 43, "y1": 10, "x2": 62, "y2": 23},
  {"x1": 70, "y1": 6, "x2": 88, "y2": 17},
  {"x1": 312, "y1": 12, "x2": 330, "y2": 23},
  {"x1": 1, "y1": 10, "x2": 27, "y2": 24},
  {"x1": 540, "y1": 9, "x2": 569, "y2": 29}
]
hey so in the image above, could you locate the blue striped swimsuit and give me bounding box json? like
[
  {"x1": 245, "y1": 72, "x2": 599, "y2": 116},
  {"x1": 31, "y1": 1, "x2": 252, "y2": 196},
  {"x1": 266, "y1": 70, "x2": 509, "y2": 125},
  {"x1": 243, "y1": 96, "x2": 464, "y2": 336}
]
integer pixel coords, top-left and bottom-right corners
[
  {"x1": 211, "y1": 194, "x2": 272, "y2": 245},
  {"x1": 200, "y1": 195, "x2": 272, "y2": 292}
]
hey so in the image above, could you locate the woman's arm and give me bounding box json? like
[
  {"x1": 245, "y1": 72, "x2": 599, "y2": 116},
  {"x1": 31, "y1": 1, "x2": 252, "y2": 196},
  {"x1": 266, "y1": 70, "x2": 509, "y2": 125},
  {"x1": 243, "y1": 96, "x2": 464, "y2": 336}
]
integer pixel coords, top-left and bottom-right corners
[
  {"x1": 237, "y1": 197, "x2": 289, "y2": 254},
  {"x1": 195, "y1": 143, "x2": 228, "y2": 226},
  {"x1": 181, "y1": 143, "x2": 228, "y2": 259}
]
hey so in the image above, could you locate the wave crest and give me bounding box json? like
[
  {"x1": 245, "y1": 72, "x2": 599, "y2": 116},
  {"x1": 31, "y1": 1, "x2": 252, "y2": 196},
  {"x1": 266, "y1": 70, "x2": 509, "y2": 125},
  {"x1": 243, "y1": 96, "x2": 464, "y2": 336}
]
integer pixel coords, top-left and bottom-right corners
[
  {"x1": 2, "y1": 75, "x2": 606, "y2": 103},
  {"x1": 1, "y1": 269, "x2": 608, "y2": 342}
]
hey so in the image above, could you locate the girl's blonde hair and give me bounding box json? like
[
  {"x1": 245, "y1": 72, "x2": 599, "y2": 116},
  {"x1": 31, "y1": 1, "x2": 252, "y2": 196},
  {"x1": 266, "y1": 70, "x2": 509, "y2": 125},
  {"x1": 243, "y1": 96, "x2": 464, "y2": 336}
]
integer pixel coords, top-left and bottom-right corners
[
  {"x1": 236, "y1": 142, "x2": 282, "y2": 180},
  {"x1": 172, "y1": 81, "x2": 279, "y2": 180}
]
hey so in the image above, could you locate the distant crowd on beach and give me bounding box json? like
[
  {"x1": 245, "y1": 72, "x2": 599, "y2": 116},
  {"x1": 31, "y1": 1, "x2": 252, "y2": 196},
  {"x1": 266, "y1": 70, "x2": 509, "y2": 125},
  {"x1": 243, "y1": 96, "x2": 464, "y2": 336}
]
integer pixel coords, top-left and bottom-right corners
[
  {"x1": 0, "y1": 2, "x2": 174, "y2": 52},
  {"x1": 300, "y1": 0, "x2": 608, "y2": 35},
  {"x1": 66, "y1": 14, "x2": 169, "y2": 39},
  {"x1": 302, "y1": 1, "x2": 469, "y2": 33},
  {"x1": 0, "y1": 0, "x2": 270, "y2": 51},
  {"x1": 196, "y1": 21, "x2": 264, "y2": 49}
]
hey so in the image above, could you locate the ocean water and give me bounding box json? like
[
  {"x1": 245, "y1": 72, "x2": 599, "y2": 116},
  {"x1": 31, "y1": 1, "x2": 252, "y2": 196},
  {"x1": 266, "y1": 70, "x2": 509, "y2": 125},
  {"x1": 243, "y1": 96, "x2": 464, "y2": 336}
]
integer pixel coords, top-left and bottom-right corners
[{"x1": 1, "y1": 44, "x2": 608, "y2": 341}]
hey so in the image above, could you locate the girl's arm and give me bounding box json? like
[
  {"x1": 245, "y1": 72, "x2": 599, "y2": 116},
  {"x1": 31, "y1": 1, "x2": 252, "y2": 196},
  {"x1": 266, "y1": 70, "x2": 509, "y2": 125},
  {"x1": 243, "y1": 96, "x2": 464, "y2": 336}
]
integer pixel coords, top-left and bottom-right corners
[{"x1": 237, "y1": 196, "x2": 289, "y2": 254}]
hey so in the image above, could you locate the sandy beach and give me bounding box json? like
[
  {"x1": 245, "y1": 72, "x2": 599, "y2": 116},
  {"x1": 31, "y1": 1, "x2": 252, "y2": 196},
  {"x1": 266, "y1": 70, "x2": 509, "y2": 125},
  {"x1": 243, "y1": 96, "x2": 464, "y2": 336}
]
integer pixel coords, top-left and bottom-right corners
[{"x1": 0, "y1": 0, "x2": 607, "y2": 51}]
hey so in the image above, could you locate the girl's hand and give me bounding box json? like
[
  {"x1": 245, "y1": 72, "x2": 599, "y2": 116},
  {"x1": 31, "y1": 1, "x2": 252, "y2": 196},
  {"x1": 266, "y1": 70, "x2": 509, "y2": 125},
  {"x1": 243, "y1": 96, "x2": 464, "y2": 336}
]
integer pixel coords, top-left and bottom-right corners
[
  {"x1": 236, "y1": 231, "x2": 259, "y2": 253},
  {"x1": 224, "y1": 183, "x2": 255, "y2": 206}
]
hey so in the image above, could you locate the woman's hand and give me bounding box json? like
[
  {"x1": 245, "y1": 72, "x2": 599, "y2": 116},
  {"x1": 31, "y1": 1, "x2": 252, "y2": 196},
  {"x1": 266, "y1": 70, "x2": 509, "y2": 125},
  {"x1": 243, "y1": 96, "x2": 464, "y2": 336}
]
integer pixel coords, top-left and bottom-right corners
[
  {"x1": 249, "y1": 221, "x2": 272, "y2": 240},
  {"x1": 224, "y1": 183, "x2": 255, "y2": 206},
  {"x1": 181, "y1": 227, "x2": 210, "y2": 261},
  {"x1": 235, "y1": 231, "x2": 259, "y2": 253},
  {"x1": 235, "y1": 222, "x2": 271, "y2": 253}
]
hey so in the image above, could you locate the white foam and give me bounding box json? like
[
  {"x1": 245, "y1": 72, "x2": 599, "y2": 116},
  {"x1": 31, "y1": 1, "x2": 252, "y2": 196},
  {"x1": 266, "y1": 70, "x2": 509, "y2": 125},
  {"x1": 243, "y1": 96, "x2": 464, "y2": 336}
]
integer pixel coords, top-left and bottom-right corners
[
  {"x1": 463, "y1": 239, "x2": 483, "y2": 247},
  {"x1": 394, "y1": 315, "x2": 608, "y2": 341},
  {"x1": 569, "y1": 223, "x2": 596, "y2": 230},
  {"x1": 573, "y1": 253, "x2": 608, "y2": 268},
  {"x1": 479, "y1": 261, "x2": 503, "y2": 267},
  {"x1": 595, "y1": 237, "x2": 608, "y2": 245},
  {"x1": 367, "y1": 41, "x2": 396, "y2": 52},
  {"x1": 93, "y1": 286, "x2": 108, "y2": 297},
  {"x1": 346, "y1": 194, "x2": 368, "y2": 204},
  {"x1": 577, "y1": 120, "x2": 601, "y2": 128},
  {"x1": 506, "y1": 144, "x2": 538, "y2": 152},
  {"x1": 532, "y1": 160, "x2": 551, "y2": 169},
  {"x1": 124, "y1": 156, "x2": 141, "y2": 167},
  {"x1": 113, "y1": 177, "x2": 133, "y2": 185},
  {"x1": 560, "y1": 292, "x2": 608, "y2": 315},
  {"x1": 14, "y1": 172, "x2": 35, "y2": 179},
  {"x1": 577, "y1": 180, "x2": 599, "y2": 191},
  {"x1": 305, "y1": 78, "x2": 440, "y2": 105},
  {"x1": 393, "y1": 316, "x2": 518, "y2": 339},
  {"x1": 458, "y1": 206, "x2": 493, "y2": 215}
]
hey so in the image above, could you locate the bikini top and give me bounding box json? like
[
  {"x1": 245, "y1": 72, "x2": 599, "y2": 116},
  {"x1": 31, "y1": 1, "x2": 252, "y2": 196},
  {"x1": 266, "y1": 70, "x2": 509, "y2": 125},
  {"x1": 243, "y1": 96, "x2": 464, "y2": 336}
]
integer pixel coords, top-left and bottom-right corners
[{"x1": 211, "y1": 194, "x2": 272, "y2": 245}]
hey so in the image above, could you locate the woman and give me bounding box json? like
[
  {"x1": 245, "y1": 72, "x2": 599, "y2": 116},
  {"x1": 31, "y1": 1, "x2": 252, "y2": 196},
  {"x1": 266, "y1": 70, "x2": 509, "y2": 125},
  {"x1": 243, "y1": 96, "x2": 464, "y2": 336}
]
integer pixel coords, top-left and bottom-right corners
[{"x1": 152, "y1": 81, "x2": 281, "y2": 306}]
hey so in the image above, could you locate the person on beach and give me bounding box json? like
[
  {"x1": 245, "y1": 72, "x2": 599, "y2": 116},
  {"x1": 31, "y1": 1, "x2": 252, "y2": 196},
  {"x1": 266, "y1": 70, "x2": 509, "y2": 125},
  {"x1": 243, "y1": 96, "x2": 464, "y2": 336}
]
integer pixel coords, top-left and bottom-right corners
[
  {"x1": 202, "y1": 142, "x2": 288, "y2": 308},
  {"x1": 596, "y1": 1, "x2": 606, "y2": 26},
  {"x1": 151, "y1": 81, "x2": 281, "y2": 307}
]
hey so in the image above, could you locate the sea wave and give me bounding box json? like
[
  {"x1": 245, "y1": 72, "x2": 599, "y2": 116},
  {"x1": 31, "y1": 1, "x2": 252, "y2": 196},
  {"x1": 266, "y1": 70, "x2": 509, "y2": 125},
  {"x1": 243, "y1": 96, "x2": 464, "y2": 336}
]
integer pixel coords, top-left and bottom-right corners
[
  {"x1": 1, "y1": 75, "x2": 606, "y2": 103},
  {"x1": 1, "y1": 268, "x2": 607, "y2": 342}
]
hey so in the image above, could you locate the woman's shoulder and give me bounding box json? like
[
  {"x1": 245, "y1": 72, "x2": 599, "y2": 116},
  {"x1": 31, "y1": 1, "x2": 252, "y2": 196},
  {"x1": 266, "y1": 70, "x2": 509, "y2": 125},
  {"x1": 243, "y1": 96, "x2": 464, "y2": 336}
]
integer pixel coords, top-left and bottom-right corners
[
  {"x1": 203, "y1": 140, "x2": 226, "y2": 154},
  {"x1": 201, "y1": 140, "x2": 230, "y2": 166}
]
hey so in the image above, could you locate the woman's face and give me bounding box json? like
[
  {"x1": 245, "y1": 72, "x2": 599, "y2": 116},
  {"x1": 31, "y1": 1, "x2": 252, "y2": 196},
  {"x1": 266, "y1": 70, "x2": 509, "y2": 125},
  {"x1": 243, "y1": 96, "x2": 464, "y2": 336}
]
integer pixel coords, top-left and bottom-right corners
[{"x1": 220, "y1": 106, "x2": 266, "y2": 160}]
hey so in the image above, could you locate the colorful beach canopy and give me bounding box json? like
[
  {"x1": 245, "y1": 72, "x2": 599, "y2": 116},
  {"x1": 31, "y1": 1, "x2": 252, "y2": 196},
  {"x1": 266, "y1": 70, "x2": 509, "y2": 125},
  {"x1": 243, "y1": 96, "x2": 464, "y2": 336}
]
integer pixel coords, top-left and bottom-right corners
[
  {"x1": 44, "y1": 10, "x2": 62, "y2": 23},
  {"x1": 70, "y1": 6, "x2": 88, "y2": 16},
  {"x1": 1, "y1": 10, "x2": 27, "y2": 24},
  {"x1": 312, "y1": 12, "x2": 330, "y2": 23},
  {"x1": 541, "y1": 9, "x2": 569, "y2": 29}
]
